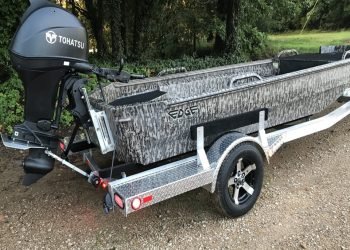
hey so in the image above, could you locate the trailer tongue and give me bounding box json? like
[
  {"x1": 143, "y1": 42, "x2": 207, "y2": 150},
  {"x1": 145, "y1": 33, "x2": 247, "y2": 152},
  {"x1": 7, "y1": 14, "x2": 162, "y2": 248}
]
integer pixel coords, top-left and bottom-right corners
[{"x1": 2, "y1": 0, "x2": 350, "y2": 217}]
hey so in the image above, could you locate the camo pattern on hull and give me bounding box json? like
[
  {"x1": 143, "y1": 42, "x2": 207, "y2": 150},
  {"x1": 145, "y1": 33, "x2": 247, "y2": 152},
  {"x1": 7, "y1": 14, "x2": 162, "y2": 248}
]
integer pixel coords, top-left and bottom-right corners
[
  {"x1": 90, "y1": 59, "x2": 276, "y2": 102},
  {"x1": 90, "y1": 59, "x2": 350, "y2": 165}
]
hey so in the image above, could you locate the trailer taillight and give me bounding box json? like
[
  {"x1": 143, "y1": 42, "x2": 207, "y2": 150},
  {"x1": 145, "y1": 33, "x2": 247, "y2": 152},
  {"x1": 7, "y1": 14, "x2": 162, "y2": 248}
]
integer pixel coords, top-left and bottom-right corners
[
  {"x1": 143, "y1": 195, "x2": 153, "y2": 203},
  {"x1": 114, "y1": 194, "x2": 124, "y2": 209}
]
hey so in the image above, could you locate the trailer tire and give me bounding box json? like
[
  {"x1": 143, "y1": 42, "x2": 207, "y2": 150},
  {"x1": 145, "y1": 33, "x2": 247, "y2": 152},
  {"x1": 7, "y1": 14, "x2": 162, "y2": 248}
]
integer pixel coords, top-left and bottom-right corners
[{"x1": 214, "y1": 143, "x2": 264, "y2": 218}]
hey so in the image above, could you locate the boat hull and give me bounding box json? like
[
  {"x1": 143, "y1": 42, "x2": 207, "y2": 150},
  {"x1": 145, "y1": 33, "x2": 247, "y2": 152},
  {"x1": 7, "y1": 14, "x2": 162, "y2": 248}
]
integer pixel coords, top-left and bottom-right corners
[{"x1": 91, "y1": 59, "x2": 350, "y2": 165}]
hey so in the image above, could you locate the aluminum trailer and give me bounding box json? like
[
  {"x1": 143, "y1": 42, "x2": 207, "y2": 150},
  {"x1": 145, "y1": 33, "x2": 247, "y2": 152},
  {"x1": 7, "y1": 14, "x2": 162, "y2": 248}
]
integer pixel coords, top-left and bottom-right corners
[
  {"x1": 101, "y1": 95, "x2": 350, "y2": 216},
  {"x1": 4, "y1": 91, "x2": 350, "y2": 217}
]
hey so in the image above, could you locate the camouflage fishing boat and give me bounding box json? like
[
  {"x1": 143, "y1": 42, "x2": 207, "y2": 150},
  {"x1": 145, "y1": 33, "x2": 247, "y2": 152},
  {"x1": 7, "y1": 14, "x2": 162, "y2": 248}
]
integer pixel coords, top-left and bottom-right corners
[{"x1": 90, "y1": 49, "x2": 350, "y2": 165}]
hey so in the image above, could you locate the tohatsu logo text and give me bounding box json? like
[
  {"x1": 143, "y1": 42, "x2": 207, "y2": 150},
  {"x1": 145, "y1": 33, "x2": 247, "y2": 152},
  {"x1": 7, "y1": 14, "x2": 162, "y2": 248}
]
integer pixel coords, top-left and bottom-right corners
[{"x1": 45, "y1": 30, "x2": 85, "y2": 49}]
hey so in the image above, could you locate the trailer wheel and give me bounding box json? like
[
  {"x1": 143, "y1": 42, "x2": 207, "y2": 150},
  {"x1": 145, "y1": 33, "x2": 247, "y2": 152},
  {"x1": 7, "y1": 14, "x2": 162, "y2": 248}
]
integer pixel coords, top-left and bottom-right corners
[{"x1": 214, "y1": 143, "x2": 264, "y2": 218}]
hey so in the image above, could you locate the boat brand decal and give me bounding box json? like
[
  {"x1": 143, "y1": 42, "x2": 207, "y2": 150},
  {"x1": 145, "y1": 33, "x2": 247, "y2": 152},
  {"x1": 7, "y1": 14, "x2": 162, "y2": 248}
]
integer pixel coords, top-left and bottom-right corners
[
  {"x1": 168, "y1": 106, "x2": 199, "y2": 119},
  {"x1": 45, "y1": 30, "x2": 85, "y2": 49},
  {"x1": 46, "y1": 31, "x2": 57, "y2": 44}
]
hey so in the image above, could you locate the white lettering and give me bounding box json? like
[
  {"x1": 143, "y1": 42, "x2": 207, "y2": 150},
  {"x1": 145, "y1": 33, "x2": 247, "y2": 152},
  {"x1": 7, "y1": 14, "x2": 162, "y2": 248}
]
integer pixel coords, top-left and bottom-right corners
[{"x1": 50, "y1": 34, "x2": 85, "y2": 50}]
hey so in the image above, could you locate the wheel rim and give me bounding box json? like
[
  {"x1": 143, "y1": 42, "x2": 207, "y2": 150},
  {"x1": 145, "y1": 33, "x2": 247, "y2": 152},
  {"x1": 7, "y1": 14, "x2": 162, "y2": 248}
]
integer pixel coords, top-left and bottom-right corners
[{"x1": 227, "y1": 158, "x2": 257, "y2": 205}]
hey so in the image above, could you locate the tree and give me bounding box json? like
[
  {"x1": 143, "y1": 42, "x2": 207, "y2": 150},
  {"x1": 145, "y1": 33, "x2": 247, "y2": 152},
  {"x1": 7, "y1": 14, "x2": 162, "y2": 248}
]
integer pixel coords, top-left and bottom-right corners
[
  {"x1": 215, "y1": 0, "x2": 241, "y2": 54},
  {"x1": 107, "y1": 0, "x2": 124, "y2": 60},
  {"x1": 225, "y1": 0, "x2": 240, "y2": 53},
  {"x1": 83, "y1": 0, "x2": 107, "y2": 57}
]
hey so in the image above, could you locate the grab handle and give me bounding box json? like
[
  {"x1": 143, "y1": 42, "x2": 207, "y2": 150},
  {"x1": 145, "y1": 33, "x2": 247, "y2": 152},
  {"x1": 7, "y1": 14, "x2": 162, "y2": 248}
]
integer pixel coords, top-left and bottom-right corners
[
  {"x1": 230, "y1": 73, "x2": 263, "y2": 85},
  {"x1": 342, "y1": 50, "x2": 350, "y2": 60},
  {"x1": 277, "y1": 49, "x2": 299, "y2": 58},
  {"x1": 157, "y1": 67, "x2": 187, "y2": 77}
]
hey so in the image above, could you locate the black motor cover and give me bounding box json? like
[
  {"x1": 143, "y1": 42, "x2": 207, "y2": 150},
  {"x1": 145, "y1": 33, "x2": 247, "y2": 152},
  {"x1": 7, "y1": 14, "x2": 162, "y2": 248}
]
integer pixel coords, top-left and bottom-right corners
[
  {"x1": 10, "y1": 0, "x2": 88, "y2": 126},
  {"x1": 11, "y1": 0, "x2": 88, "y2": 66},
  {"x1": 9, "y1": 0, "x2": 89, "y2": 185}
]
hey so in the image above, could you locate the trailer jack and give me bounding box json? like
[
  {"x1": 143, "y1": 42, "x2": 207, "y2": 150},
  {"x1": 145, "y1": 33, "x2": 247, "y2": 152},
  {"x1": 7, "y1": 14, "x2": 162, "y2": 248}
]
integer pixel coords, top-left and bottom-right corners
[{"x1": 103, "y1": 193, "x2": 114, "y2": 214}]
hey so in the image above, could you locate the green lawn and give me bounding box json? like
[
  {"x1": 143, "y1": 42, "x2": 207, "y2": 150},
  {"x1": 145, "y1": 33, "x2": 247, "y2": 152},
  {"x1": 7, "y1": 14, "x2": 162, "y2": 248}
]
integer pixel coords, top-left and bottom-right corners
[{"x1": 268, "y1": 30, "x2": 350, "y2": 53}]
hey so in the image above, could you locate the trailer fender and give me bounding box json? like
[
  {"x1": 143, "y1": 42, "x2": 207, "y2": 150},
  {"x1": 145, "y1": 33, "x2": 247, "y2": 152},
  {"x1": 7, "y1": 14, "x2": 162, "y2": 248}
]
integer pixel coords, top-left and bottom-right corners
[{"x1": 208, "y1": 135, "x2": 267, "y2": 193}]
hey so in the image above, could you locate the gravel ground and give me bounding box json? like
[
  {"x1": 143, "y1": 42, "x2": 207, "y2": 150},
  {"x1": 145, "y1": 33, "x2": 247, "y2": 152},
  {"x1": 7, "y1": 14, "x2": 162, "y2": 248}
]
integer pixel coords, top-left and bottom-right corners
[{"x1": 0, "y1": 105, "x2": 350, "y2": 250}]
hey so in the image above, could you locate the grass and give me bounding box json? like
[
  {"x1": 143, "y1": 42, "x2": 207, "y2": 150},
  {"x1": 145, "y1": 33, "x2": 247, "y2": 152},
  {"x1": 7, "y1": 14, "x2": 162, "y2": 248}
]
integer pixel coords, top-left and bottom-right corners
[{"x1": 268, "y1": 30, "x2": 350, "y2": 53}]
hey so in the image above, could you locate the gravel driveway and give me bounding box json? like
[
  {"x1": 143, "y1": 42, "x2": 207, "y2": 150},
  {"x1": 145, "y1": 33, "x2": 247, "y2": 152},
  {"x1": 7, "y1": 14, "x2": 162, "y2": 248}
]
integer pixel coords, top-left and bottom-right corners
[{"x1": 0, "y1": 105, "x2": 349, "y2": 250}]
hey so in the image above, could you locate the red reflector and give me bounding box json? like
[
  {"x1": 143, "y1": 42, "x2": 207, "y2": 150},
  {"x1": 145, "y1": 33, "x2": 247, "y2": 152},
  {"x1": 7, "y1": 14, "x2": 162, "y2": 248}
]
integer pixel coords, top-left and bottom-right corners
[
  {"x1": 114, "y1": 194, "x2": 124, "y2": 209},
  {"x1": 59, "y1": 141, "x2": 65, "y2": 151},
  {"x1": 143, "y1": 195, "x2": 153, "y2": 203},
  {"x1": 101, "y1": 181, "x2": 108, "y2": 189},
  {"x1": 131, "y1": 198, "x2": 142, "y2": 210}
]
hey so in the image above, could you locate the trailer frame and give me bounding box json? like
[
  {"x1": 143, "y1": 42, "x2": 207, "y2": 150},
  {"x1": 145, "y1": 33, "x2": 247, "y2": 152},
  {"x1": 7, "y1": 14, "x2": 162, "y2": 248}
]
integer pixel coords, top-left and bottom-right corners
[
  {"x1": 85, "y1": 89, "x2": 350, "y2": 216},
  {"x1": 2, "y1": 90, "x2": 350, "y2": 217}
]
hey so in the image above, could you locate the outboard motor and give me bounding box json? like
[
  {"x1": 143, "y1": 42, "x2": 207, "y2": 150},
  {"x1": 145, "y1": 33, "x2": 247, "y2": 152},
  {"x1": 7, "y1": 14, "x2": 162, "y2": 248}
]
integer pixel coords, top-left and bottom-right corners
[
  {"x1": 4, "y1": 0, "x2": 140, "y2": 186},
  {"x1": 9, "y1": 0, "x2": 88, "y2": 185}
]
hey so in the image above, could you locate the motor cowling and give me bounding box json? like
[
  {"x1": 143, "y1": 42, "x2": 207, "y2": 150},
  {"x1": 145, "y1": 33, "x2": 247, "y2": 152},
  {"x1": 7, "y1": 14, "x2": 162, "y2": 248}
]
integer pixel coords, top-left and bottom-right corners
[
  {"x1": 9, "y1": 0, "x2": 89, "y2": 185},
  {"x1": 11, "y1": 0, "x2": 88, "y2": 64},
  {"x1": 10, "y1": 0, "x2": 88, "y2": 124}
]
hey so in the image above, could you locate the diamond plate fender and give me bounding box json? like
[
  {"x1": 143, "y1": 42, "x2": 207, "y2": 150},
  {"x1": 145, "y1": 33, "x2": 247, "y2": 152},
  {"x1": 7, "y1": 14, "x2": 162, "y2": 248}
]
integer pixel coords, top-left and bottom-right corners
[{"x1": 208, "y1": 135, "x2": 267, "y2": 193}]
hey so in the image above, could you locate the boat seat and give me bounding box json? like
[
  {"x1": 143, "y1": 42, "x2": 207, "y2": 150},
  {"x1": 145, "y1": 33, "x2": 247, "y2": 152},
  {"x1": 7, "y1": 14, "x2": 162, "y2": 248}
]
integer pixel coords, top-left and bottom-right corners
[
  {"x1": 279, "y1": 52, "x2": 344, "y2": 74},
  {"x1": 320, "y1": 45, "x2": 350, "y2": 54}
]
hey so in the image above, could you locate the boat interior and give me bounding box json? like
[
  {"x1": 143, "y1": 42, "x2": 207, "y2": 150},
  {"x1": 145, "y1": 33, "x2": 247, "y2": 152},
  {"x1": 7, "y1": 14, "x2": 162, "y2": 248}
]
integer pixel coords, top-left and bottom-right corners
[{"x1": 92, "y1": 46, "x2": 350, "y2": 107}]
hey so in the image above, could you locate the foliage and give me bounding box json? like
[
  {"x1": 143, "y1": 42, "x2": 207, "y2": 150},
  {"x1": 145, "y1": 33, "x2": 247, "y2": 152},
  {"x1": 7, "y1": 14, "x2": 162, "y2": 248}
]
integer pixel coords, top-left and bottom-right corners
[
  {"x1": 307, "y1": 0, "x2": 350, "y2": 30},
  {"x1": 60, "y1": 110, "x2": 75, "y2": 128},
  {"x1": 261, "y1": 0, "x2": 350, "y2": 32},
  {"x1": 0, "y1": 73, "x2": 23, "y2": 133},
  {"x1": 90, "y1": 54, "x2": 249, "y2": 78},
  {"x1": 137, "y1": 0, "x2": 221, "y2": 59},
  {"x1": 268, "y1": 30, "x2": 350, "y2": 53},
  {"x1": 0, "y1": 1, "x2": 28, "y2": 132},
  {"x1": 128, "y1": 55, "x2": 245, "y2": 76},
  {"x1": 61, "y1": 0, "x2": 268, "y2": 60},
  {"x1": 1, "y1": 0, "x2": 350, "y2": 132},
  {"x1": 0, "y1": 1, "x2": 28, "y2": 65}
]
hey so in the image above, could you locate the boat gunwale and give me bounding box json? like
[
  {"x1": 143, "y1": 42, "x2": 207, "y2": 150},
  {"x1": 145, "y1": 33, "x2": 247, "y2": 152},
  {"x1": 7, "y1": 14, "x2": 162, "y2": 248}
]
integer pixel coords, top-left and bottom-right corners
[
  {"x1": 91, "y1": 58, "x2": 274, "y2": 108},
  {"x1": 166, "y1": 58, "x2": 350, "y2": 106},
  {"x1": 92, "y1": 58, "x2": 350, "y2": 111},
  {"x1": 108, "y1": 59, "x2": 274, "y2": 87}
]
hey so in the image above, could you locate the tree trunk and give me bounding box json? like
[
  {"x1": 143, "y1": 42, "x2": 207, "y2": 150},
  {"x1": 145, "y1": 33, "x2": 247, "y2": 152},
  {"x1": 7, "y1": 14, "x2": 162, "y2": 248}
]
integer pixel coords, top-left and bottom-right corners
[
  {"x1": 68, "y1": 0, "x2": 77, "y2": 16},
  {"x1": 96, "y1": 0, "x2": 107, "y2": 57},
  {"x1": 217, "y1": 0, "x2": 225, "y2": 17},
  {"x1": 121, "y1": 0, "x2": 128, "y2": 57},
  {"x1": 214, "y1": 33, "x2": 225, "y2": 53},
  {"x1": 193, "y1": 32, "x2": 197, "y2": 54},
  {"x1": 215, "y1": 0, "x2": 230, "y2": 54},
  {"x1": 84, "y1": 0, "x2": 107, "y2": 58},
  {"x1": 109, "y1": 0, "x2": 123, "y2": 61},
  {"x1": 132, "y1": 0, "x2": 141, "y2": 59},
  {"x1": 225, "y1": 0, "x2": 240, "y2": 54}
]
